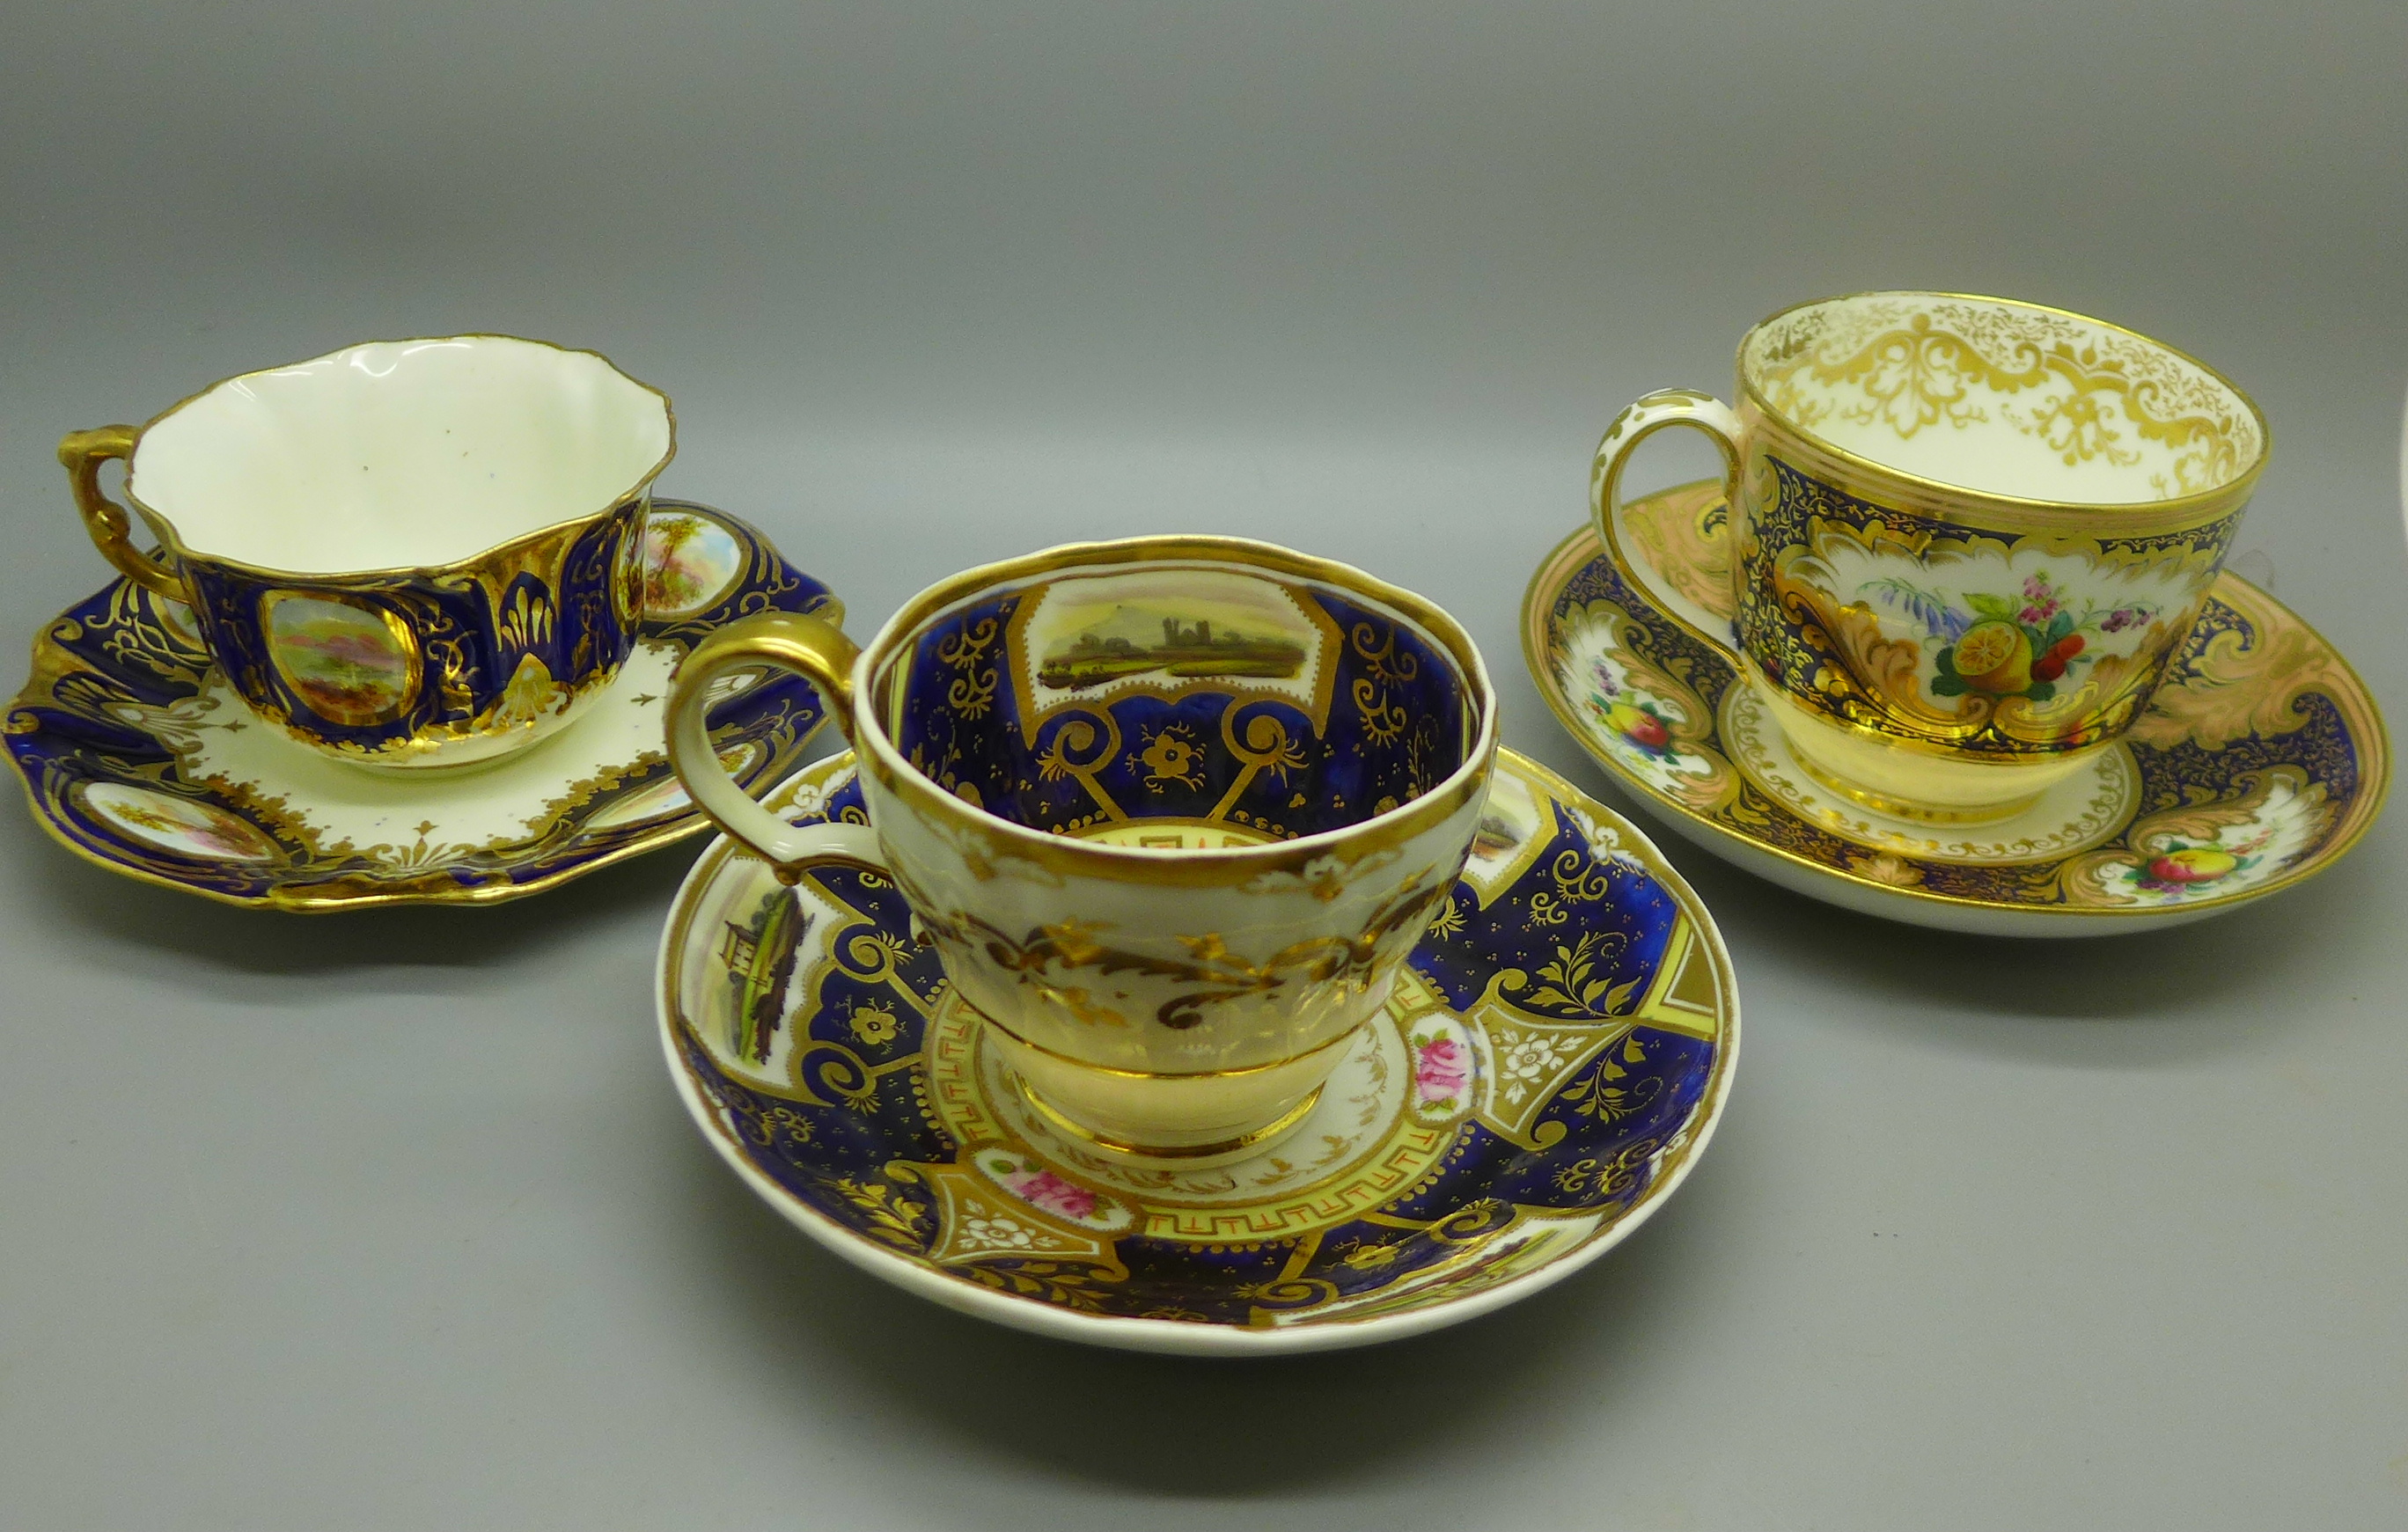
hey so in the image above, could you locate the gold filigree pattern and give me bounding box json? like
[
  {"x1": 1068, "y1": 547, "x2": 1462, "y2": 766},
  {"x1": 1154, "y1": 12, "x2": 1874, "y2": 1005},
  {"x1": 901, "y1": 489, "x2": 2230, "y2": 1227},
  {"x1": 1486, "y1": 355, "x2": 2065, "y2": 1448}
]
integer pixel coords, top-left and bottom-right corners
[
  {"x1": 1348, "y1": 620, "x2": 1421, "y2": 749},
  {"x1": 917, "y1": 869, "x2": 1444, "y2": 1037},
  {"x1": 1515, "y1": 929, "x2": 1638, "y2": 1015},
  {"x1": 828, "y1": 1175, "x2": 930, "y2": 1252},
  {"x1": 496, "y1": 585, "x2": 554, "y2": 654},
  {"x1": 1619, "y1": 479, "x2": 1734, "y2": 621},
  {"x1": 1751, "y1": 299, "x2": 2258, "y2": 498},
  {"x1": 1135, "y1": 725, "x2": 1206, "y2": 789},
  {"x1": 2124, "y1": 619, "x2": 2353, "y2": 751}
]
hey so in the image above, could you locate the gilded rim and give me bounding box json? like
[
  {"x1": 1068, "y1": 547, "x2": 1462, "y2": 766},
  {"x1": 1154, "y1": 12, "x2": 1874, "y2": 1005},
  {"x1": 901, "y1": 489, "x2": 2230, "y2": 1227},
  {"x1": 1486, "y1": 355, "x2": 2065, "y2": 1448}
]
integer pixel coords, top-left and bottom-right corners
[
  {"x1": 1523, "y1": 516, "x2": 2391, "y2": 921},
  {"x1": 112, "y1": 334, "x2": 678, "y2": 585},
  {"x1": 851, "y1": 534, "x2": 1501, "y2": 887},
  {"x1": 1736, "y1": 290, "x2": 2270, "y2": 537},
  {"x1": 652, "y1": 745, "x2": 1741, "y2": 1351}
]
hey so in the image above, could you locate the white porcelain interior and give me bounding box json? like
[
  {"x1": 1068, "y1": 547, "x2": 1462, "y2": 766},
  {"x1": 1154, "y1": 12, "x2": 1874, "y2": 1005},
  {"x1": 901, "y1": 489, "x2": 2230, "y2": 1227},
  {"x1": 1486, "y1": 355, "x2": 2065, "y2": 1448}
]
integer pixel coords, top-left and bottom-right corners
[
  {"x1": 129, "y1": 336, "x2": 672, "y2": 573},
  {"x1": 1742, "y1": 292, "x2": 2262, "y2": 505}
]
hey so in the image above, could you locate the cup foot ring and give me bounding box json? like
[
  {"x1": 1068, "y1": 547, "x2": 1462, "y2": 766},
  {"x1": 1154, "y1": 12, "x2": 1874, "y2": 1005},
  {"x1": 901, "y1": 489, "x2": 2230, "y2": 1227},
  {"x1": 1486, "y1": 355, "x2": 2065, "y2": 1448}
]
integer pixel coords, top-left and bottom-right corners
[
  {"x1": 1009, "y1": 1074, "x2": 1325, "y2": 1170},
  {"x1": 1786, "y1": 746, "x2": 2045, "y2": 826}
]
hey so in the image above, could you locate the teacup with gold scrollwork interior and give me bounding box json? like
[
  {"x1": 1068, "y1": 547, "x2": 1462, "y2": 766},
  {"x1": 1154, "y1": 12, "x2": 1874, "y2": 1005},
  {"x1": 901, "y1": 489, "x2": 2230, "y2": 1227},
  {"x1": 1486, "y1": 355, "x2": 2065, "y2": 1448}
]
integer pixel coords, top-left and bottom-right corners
[
  {"x1": 659, "y1": 747, "x2": 1736, "y2": 1353},
  {"x1": 6, "y1": 500, "x2": 840, "y2": 910},
  {"x1": 665, "y1": 537, "x2": 1499, "y2": 1168},
  {"x1": 57, "y1": 335, "x2": 674, "y2": 772},
  {"x1": 1593, "y1": 291, "x2": 2268, "y2": 824}
]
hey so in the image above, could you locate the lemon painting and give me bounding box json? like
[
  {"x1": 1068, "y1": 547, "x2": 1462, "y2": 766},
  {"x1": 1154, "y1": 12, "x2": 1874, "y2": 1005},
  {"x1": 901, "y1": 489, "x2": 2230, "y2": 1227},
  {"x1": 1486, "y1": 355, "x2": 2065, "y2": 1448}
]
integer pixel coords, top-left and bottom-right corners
[
  {"x1": 1861, "y1": 569, "x2": 2158, "y2": 705},
  {"x1": 263, "y1": 593, "x2": 418, "y2": 727}
]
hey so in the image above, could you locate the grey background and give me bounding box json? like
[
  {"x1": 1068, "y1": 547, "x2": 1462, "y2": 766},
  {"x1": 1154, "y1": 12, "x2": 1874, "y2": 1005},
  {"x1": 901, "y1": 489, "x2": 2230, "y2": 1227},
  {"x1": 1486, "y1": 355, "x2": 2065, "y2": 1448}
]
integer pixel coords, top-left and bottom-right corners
[{"x1": 4, "y1": 3, "x2": 2404, "y2": 1528}]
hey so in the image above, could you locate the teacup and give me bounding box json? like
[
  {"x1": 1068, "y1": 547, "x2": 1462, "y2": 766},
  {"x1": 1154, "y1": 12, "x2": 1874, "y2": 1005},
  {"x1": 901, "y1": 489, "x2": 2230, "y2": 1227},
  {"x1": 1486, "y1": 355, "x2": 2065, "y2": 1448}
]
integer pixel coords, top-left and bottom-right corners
[
  {"x1": 1593, "y1": 290, "x2": 2267, "y2": 821},
  {"x1": 58, "y1": 334, "x2": 674, "y2": 771},
  {"x1": 665, "y1": 537, "x2": 1499, "y2": 1165}
]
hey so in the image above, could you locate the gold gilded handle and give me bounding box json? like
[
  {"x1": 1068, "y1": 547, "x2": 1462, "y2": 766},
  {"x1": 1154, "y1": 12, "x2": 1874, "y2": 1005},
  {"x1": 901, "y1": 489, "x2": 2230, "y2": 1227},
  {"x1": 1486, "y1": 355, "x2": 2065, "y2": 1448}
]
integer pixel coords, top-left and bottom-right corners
[
  {"x1": 666, "y1": 610, "x2": 881, "y2": 883},
  {"x1": 1590, "y1": 389, "x2": 1745, "y2": 660},
  {"x1": 59, "y1": 425, "x2": 192, "y2": 604}
]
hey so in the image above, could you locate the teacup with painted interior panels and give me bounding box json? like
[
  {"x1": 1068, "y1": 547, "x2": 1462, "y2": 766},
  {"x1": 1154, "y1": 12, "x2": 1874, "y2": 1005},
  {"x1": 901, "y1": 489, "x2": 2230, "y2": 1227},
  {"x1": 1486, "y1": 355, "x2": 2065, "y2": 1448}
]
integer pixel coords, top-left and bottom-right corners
[
  {"x1": 1592, "y1": 290, "x2": 2267, "y2": 822},
  {"x1": 58, "y1": 334, "x2": 673, "y2": 770},
  {"x1": 666, "y1": 538, "x2": 1498, "y2": 1167}
]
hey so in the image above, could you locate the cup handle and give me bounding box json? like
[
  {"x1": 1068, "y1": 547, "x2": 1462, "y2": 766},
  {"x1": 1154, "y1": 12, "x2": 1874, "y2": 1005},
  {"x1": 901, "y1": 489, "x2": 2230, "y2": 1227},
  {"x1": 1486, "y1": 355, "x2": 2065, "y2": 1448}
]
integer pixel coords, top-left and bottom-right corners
[
  {"x1": 1589, "y1": 388, "x2": 1745, "y2": 659},
  {"x1": 665, "y1": 610, "x2": 883, "y2": 884},
  {"x1": 59, "y1": 426, "x2": 195, "y2": 605}
]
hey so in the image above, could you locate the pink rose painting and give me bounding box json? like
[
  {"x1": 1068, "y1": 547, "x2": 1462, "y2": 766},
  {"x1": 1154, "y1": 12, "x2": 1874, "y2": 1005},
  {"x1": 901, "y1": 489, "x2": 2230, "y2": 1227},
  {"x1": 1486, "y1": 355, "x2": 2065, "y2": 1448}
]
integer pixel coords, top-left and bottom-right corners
[
  {"x1": 1009, "y1": 1167, "x2": 1099, "y2": 1222},
  {"x1": 1413, "y1": 1033, "x2": 1470, "y2": 1106}
]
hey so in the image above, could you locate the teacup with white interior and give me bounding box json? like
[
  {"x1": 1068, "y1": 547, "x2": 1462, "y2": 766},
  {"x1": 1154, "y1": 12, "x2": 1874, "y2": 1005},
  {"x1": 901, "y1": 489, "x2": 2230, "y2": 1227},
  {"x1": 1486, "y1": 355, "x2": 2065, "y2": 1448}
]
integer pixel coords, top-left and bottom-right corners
[{"x1": 58, "y1": 334, "x2": 674, "y2": 770}]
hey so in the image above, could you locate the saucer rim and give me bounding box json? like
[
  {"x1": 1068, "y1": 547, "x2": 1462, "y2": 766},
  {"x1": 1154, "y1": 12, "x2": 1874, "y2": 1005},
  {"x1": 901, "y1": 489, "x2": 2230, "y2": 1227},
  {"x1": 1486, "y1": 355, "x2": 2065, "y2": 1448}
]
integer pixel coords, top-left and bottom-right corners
[
  {"x1": 6, "y1": 499, "x2": 839, "y2": 913},
  {"x1": 1521, "y1": 496, "x2": 2392, "y2": 927},
  {"x1": 653, "y1": 745, "x2": 1741, "y2": 1356}
]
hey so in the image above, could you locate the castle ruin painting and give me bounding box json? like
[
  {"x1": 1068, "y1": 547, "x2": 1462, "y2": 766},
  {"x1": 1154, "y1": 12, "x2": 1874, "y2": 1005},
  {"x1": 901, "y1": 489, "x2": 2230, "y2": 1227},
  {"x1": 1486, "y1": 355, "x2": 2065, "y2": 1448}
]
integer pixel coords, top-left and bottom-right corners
[{"x1": 1039, "y1": 615, "x2": 1307, "y2": 689}]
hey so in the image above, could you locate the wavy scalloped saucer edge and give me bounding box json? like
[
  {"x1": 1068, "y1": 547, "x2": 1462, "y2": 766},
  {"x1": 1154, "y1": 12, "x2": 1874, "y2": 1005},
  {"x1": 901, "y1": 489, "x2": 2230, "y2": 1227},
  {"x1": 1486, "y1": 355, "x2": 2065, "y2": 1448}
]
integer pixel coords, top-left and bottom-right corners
[{"x1": 5, "y1": 500, "x2": 839, "y2": 911}]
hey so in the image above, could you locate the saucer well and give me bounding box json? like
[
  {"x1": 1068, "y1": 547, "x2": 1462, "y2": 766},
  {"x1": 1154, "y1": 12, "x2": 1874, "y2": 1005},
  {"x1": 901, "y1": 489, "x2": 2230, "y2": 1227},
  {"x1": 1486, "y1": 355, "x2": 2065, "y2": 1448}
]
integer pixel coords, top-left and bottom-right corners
[
  {"x1": 6, "y1": 500, "x2": 839, "y2": 911},
  {"x1": 658, "y1": 747, "x2": 1738, "y2": 1354},
  {"x1": 1523, "y1": 480, "x2": 2391, "y2": 935}
]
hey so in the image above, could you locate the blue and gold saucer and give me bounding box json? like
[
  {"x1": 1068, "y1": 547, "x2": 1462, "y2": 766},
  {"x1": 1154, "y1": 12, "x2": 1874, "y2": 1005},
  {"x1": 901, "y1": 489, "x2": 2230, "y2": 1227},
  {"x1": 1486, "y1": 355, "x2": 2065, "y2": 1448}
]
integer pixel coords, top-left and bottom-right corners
[
  {"x1": 1524, "y1": 480, "x2": 2390, "y2": 935},
  {"x1": 6, "y1": 501, "x2": 838, "y2": 910},
  {"x1": 658, "y1": 747, "x2": 1737, "y2": 1354}
]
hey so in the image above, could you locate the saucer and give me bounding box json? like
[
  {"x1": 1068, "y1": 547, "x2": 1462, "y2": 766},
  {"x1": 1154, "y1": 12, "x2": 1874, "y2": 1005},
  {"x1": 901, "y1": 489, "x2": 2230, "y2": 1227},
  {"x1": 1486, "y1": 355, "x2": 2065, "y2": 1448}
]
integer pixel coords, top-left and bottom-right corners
[
  {"x1": 658, "y1": 747, "x2": 1737, "y2": 1354},
  {"x1": 6, "y1": 500, "x2": 840, "y2": 911},
  {"x1": 1523, "y1": 480, "x2": 2391, "y2": 935}
]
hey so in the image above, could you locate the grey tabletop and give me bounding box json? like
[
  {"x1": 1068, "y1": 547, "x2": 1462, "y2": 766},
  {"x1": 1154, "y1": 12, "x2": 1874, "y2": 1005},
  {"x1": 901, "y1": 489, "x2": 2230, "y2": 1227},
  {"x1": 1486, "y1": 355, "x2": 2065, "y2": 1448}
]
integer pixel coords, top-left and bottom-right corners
[{"x1": 4, "y1": 4, "x2": 2405, "y2": 1528}]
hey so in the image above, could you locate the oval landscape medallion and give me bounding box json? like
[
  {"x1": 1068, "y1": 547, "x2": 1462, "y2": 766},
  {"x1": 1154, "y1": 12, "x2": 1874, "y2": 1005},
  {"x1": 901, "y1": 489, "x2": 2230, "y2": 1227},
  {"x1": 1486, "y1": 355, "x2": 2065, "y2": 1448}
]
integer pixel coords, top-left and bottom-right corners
[
  {"x1": 640, "y1": 511, "x2": 745, "y2": 618},
  {"x1": 261, "y1": 592, "x2": 421, "y2": 727},
  {"x1": 78, "y1": 782, "x2": 279, "y2": 863}
]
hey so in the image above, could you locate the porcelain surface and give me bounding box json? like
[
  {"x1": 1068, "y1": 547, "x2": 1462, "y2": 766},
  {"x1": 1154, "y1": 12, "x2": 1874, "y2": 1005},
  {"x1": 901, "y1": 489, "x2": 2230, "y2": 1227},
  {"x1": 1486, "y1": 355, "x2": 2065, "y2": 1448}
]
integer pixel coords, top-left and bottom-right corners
[
  {"x1": 658, "y1": 746, "x2": 1737, "y2": 1353},
  {"x1": 128, "y1": 336, "x2": 673, "y2": 573},
  {"x1": 1739, "y1": 291, "x2": 2260, "y2": 506},
  {"x1": 6, "y1": 501, "x2": 836, "y2": 910},
  {"x1": 1525, "y1": 480, "x2": 2390, "y2": 935}
]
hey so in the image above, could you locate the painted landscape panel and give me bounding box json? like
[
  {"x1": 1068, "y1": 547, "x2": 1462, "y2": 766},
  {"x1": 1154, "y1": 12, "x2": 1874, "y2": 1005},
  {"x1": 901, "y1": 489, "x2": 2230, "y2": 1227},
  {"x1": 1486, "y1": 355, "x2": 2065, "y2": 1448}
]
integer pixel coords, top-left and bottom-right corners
[
  {"x1": 264, "y1": 593, "x2": 417, "y2": 727},
  {"x1": 1037, "y1": 614, "x2": 1307, "y2": 689},
  {"x1": 81, "y1": 782, "x2": 277, "y2": 862},
  {"x1": 1014, "y1": 565, "x2": 1332, "y2": 721},
  {"x1": 642, "y1": 512, "x2": 745, "y2": 617}
]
